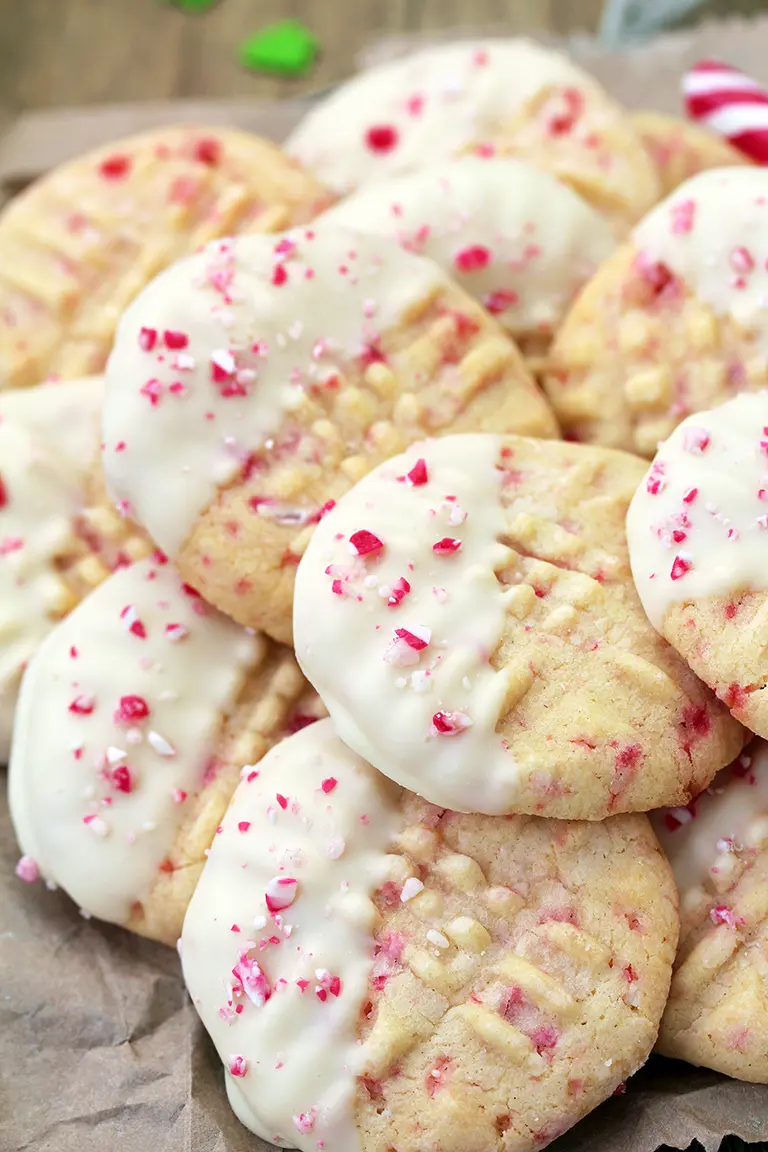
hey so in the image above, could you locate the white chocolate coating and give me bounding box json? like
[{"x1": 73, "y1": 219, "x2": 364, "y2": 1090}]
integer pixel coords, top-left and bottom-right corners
[
  {"x1": 652, "y1": 741, "x2": 768, "y2": 910},
  {"x1": 102, "y1": 227, "x2": 445, "y2": 555},
  {"x1": 9, "y1": 557, "x2": 261, "y2": 925},
  {"x1": 286, "y1": 39, "x2": 589, "y2": 193},
  {"x1": 181, "y1": 719, "x2": 401, "y2": 1152},
  {"x1": 294, "y1": 434, "x2": 526, "y2": 814},
  {"x1": 627, "y1": 391, "x2": 768, "y2": 629},
  {"x1": 633, "y1": 167, "x2": 768, "y2": 357},
  {"x1": 0, "y1": 377, "x2": 104, "y2": 760},
  {"x1": 319, "y1": 158, "x2": 615, "y2": 341}
]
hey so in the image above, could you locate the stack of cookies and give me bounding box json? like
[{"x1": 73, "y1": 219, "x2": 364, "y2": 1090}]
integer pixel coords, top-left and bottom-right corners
[{"x1": 5, "y1": 35, "x2": 768, "y2": 1152}]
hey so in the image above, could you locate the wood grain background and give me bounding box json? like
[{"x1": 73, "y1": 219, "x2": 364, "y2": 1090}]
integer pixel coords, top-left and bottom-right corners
[{"x1": 0, "y1": 0, "x2": 764, "y2": 126}]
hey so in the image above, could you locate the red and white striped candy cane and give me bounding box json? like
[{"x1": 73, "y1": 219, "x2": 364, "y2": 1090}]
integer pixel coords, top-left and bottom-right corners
[{"x1": 683, "y1": 58, "x2": 768, "y2": 164}]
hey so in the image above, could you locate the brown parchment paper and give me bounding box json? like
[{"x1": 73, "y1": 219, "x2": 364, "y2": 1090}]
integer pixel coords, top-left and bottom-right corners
[{"x1": 5, "y1": 15, "x2": 768, "y2": 1152}]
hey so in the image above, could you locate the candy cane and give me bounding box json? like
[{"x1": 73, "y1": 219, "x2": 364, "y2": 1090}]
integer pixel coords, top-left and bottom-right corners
[{"x1": 683, "y1": 58, "x2": 768, "y2": 164}]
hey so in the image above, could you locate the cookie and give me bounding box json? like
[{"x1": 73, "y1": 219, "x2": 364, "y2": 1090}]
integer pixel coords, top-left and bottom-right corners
[
  {"x1": 0, "y1": 376, "x2": 154, "y2": 761},
  {"x1": 545, "y1": 167, "x2": 768, "y2": 457},
  {"x1": 181, "y1": 719, "x2": 679, "y2": 1152},
  {"x1": 627, "y1": 390, "x2": 768, "y2": 738},
  {"x1": 318, "y1": 157, "x2": 615, "y2": 369},
  {"x1": 8, "y1": 556, "x2": 316, "y2": 946},
  {"x1": 0, "y1": 125, "x2": 332, "y2": 391},
  {"x1": 652, "y1": 741, "x2": 768, "y2": 1081},
  {"x1": 293, "y1": 433, "x2": 742, "y2": 819},
  {"x1": 102, "y1": 226, "x2": 558, "y2": 645},
  {"x1": 632, "y1": 111, "x2": 751, "y2": 196}
]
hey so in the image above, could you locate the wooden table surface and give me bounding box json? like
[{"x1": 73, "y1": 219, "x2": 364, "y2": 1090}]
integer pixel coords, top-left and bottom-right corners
[{"x1": 0, "y1": 0, "x2": 762, "y2": 126}]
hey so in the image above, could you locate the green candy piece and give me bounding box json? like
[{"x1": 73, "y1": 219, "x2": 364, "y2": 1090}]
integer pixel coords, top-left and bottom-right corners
[
  {"x1": 167, "y1": 0, "x2": 218, "y2": 11},
  {"x1": 239, "y1": 20, "x2": 318, "y2": 77}
]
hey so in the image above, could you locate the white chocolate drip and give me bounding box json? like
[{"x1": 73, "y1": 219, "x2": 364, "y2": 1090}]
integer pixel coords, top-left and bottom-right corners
[
  {"x1": 102, "y1": 227, "x2": 445, "y2": 555},
  {"x1": 633, "y1": 167, "x2": 768, "y2": 358},
  {"x1": 319, "y1": 157, "x2": 614, "y2": 341},
  {"x1": 294, "y1": 434, "x2": 523, "y2": 814},
  {"x1": 627, "y1": 390, "x2": 768, "y2": 628},
  {"x1": 9, "y1": 557, "x2": 260, "y2": 924},
  {"x1": 181, "y1": 719, "x2": 401, "y2": 1152}
]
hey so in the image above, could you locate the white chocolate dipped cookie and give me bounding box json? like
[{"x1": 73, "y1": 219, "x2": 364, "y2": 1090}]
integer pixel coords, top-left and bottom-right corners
[
  {"x1": 181, "y1": 719, "x2": 679, "y2": 1152},
  {"x1": 0, "y1": 125, "x2": 333, "y2": 391},
  {"x1": 546, "y1": 167, "x2": 768, "y2": 457},
  {"x1": 102, "y1": 226, "x2": 557, "y2": 645},
  {"x1": 652, "y1": 741, "x2": 768, "y2": 1081},
  {"x1": 9, "y1": 556, "x2": 317, "y2": 945},
  {"x1": 318, "y1": 158, "x2": 615, "y2": 367},
  {"x1": 627, "y1": 390, "x2": 768, "y2": 738},
  {"x1": 293, "y1": 434, "x2": 742, "y2": 820},
  {"x1": 0, "y1": 376, "x2": 153, "y2": 761},
  {"x1": 286, "y1": 39, "x2": 659, "y2": 233}
]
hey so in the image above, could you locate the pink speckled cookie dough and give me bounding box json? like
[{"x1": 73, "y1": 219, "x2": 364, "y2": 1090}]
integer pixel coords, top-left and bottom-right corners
[
  {"x1": 181, "y1": 719, "x2": 678, "y2": 1152},
  {"x1": 628, "y1": 390, "x2": 768, "y2": 738},
  {"x1": 318, "y1": 157, "x2": 615, "y2": 365},
  {"x1": 286, "y1": 39, "x2": 659, "y2": 233},
  {"x1": 545, "y1": 167, "x2": 768, "y2": 457},
  {"x1": 653, "y1": 740, "x2": 768, "y2": 1081},
  {"x1": 9, "y1": 555, "x2": 314, "y2": 945},
  {"x1": 294, "y1": 433, "x2": 742, "y2": 819},
  {"x1": 102, "y1": 225, "x2": 557, "y2": 645}
]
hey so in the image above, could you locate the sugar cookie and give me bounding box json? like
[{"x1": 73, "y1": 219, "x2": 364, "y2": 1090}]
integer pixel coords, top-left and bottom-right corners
[
  {"x1": 9, "y1": 556, "x2": 316, "y2": 945},
  {"x1": 182, "y1": 719, "x2": 678, "y2": 1152},
  {"x1": 627, "y1": 390, "x2": 768, "y2": 737},
  {"x1": 318, "y1": 158, "x2": 615, "y2": 367},
  {"x1": 653, "y1": 740, "x2": 768, "y2": 1082},
  {"x1": 102, "y1": 226, "x2": 557, "y2": 644},
  {"x1": 0, "y1": 126, "x2": 332, "y2": 391},
  {"x1": 294, "y1": 434, "x2": 742, "y2": 819},
  {"x1": 633, "y1": 111, "x2": 751, "y2": 196},
  {"x1": 545, "y1": 167, "x2": 768, "y2": 457}
]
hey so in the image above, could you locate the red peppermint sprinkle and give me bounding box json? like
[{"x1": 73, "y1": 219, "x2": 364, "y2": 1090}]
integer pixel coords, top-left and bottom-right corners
[
  {"x1": 0, "y1": 475, "x2": 6, "y2": 509},
  {"x1": 682, "y1": 487, "x2": 699, "y2": 504},
  {"x1": 433, "y1": 537, "x2": 462, "y2": 555},
  {"x1": 387, "y1": 577, "x2": 411, "y2": 607},
  {"x1": 454, "y1": 244, "x2": 491, "y2": 273},
  {"x1": 683, "y1": 426, "x2": 710, "y2": 453},
  {"x1": 111, "y1": 765, "x2": 133, "y2": 793},
  {"x1": 349, "y1": 529, "x2": 384, "y2": 557},
  {"x1": 228, "y1": 1055, "x2": 248, "y2": 1077},
  {"x1": 114, "y1": 694, "x2": 150, "y2": 724},
  {"x1": 138, "y1": 327, "x2": 157, "y2": 352},
  {"x1": 265, "y1": 876, "x2": 298, "y2": 913},
  {"x1": 140, "y1": 378, "x2": 163, "y2": 406},
  {"x1": 15, "y1": 855, "x2": 39, "y2": 883},
  {"x1": 484, "y1": 288, "x2": 519, "y2": 314},
  {"x1": 276, "y1": 793, "x2": 288, "y2": 809},
  {"x1": 194, "y1": 137, "x2": 222, "y2": 166},
  {"x1": 321, "y1": 777, "x2": 337, "y2": 794},
  {"x1": 238, "y1": 821, "x2": 251, "y2": 833},
  {"x1": 165, "y1": 623, "x2": 188, "y2": 642},
  {"x1": 432, "y1": 710, "x2": 473, "y2": 735},
  {"x1": 99, "y1": 153, "x2": 131, "y2": 180},
  {"x1": 365, "y1": 124, "x2": 399, "y2": 153},
  {"x1": 670, "y1": 198, "x2": 696, "y2": 234},
  {"x1": 394, "y1": 627, "x2": 430, "y2": 651},
  {"x1": 163, "y1": 330, "x2": 188, "y2": 350},
  {"x1": 730, "y1": 246, "x2": 755, "y2": 273},
  {"x1": 670, "y1": 554, "x2": 693, "y2": 581},
  {"x1": 272, "y1": 264, "x2": 288, "y2": 286},
  {"x1": 710, "y1": 904, "x2": 743, "y2": 928},
  {"x1": 210, "y1": 349, "x2": 236, "y2": 383},
  {"x1": 69, "y1": 694, "x2": 95, "y2": 715},
  {"x1": 406, "y1": 458, "x2": 429, "y2": 486}
]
